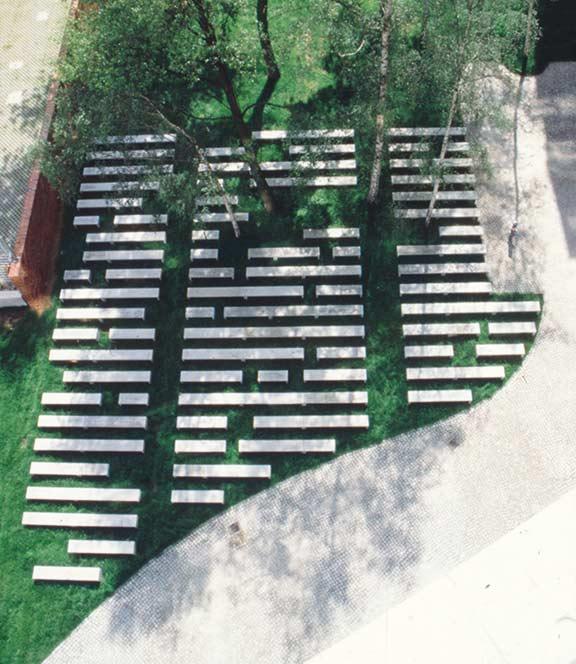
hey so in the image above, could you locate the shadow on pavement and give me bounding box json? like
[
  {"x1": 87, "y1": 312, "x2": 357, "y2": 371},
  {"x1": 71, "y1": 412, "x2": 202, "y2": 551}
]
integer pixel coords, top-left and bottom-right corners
[{"x1": 536, "y1": 62, "x2": 576, "y2": 257}]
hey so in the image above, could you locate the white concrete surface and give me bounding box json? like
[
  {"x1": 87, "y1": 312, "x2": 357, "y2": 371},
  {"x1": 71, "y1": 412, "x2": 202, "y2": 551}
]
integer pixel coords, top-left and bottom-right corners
[{"x1": 307, "y1": 485, "x2": 576, "y2": 664}]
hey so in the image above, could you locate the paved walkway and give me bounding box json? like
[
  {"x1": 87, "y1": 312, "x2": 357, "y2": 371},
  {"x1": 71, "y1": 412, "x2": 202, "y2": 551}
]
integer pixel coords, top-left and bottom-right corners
[
  {"x1": 308, "y1": 485, "x2": 576, "y2": 664},
  {"x1": 45, "y1": 64, "x2": 576, "y2": 664}
]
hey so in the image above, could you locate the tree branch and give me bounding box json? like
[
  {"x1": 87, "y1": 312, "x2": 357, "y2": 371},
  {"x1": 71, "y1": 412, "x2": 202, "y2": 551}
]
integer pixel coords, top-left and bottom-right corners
[
  {"x1": 241, "y1": 100, "x2": 291, "y2": 117},
  {"x1": 137, "y1": 92, "x2": 241, "y2": 237},
  {"x1": 338, "y1": 37, "x2": 367, "y2": 58},
  {"x1": 424, "y1": 3, "x2": 474, "y2": 229},
  {"x1": 256, "y1": 0, "x2": 280, "y2": 81},
  {"x1": 367, "y1": 0, "x2": 394, "y2": 206},
  {"x1": 250, "y1": 0, "x2": 281, "y2": 130},
  {"x1": 193, "y1": 0, "x2": 276, "y2": 213}
]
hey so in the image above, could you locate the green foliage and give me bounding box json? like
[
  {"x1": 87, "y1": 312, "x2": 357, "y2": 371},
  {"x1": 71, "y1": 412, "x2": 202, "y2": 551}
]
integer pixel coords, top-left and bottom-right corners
[
  {"x1": 41, "y1": 0, "x2": 537, "y2": 207},
  {"x1": 326, "y1": 0, "x2": 537, "y2": 128}
]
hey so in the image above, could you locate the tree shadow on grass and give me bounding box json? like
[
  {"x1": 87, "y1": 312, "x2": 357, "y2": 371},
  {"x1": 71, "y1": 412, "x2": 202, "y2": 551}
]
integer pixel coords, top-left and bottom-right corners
[{"x1": 0, "y1": 309, "x2": 53, "y2": 372}]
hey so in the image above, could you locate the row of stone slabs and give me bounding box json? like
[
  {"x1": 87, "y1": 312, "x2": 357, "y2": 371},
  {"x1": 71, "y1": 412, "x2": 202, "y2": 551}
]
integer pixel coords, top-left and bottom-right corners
[
  {"x1": 176, "y1": 193, "x2": 368, "y2": 506},
  {"x1": 48, "y1": 136, "x2": 163, "y2": 528},
  {"x1": 74, "y1": 129, "x2": 358, "y2": 221},
  {"x1": 36, "y1": 393, "x2": 370, "y2": 424},
  {"x1": 31, "y1": 133, "x2": 236, "y2": 581},
  {"x1": 30, "y1": 437, "x2": 338, "y2": 455},
  {"x1": 74, "y1": 178, "x2": 359, "y2": 205},
  {"x1": 31, "y1": 131, "x2": 366, "y2": 583},
  {"x1": 182, "y1": 215, "x2": 354, "y2": 488},
  {"x1": 389, "y1": 127, "x2": 540, "y2": 405},
  {"x1": 61, "y1": 271, "x2": 362, "y2": 288},
  {"x1": 52, "y1": 143, "x2": 169, "y2": 432},
  {"x1": 43, "y1": 143, "x2": 363, "y2": 586},
  {"x1": 191, "y1": 246, "x2": 362, "y2": 259},
  {"x1": 198, "y1": 129, "x2": 357, "y2": 188},
  {"x1": 390, "y1": 129, "x2": 469, "y2": 399},
  {"x1": 27, "y1": 134, "x2": 178, "y2": 584},
  {"x1": 68, "y1": 231, "x2": 362, "y2": 281},
  {"x1": 41, "y1": 354, "x2": 365, "y2": 373},
  {"x1": 61, "y1": 263, "x2": 362, "y2": 281}
]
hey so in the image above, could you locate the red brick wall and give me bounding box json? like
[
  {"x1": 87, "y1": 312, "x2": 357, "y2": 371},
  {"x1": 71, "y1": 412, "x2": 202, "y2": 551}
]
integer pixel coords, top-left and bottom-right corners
[{"x1": 8, "y1": 170, "x2": 63, "y2": 310}]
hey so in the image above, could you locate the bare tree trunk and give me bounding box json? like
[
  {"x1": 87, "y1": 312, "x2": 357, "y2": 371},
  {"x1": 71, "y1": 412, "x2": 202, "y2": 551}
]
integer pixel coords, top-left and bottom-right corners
[
  {"x1": 256, "y1": 0, "x2": 278, "y2": 77},
  {"x1": 522, "y1": 0, "x2": 536, "y2": 67},
  {"x1": 251, "y1": 0, "x2": 281, "y2": 130},
  {"x1": 424, "y1": 3, "x2": 475, "y2": 230},
  {"x1": 193, "y1": 0, "x2": 276, "y2": 214},
  {"x1": 420, "y1": 0, "x2": 430, "y2": 49},
  {"x1": 512, "y1": 0, "x2": 536, "y2": 236},
  {"x1": 424, "y1": 85, "x2": 459, "y2": 229},
  {"x1": 367, "y1": 0, "x2": 393, "y2": 206}
]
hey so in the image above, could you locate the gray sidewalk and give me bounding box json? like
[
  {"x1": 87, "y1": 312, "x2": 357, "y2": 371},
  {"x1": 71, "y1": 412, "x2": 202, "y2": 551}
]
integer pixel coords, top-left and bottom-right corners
[{"x1": 308, "y1": 484, "x2": 576, "y2": 664}]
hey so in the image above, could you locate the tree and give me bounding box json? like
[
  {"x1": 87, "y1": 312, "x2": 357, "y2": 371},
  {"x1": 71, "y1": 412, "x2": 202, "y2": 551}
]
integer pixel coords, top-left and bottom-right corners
[
  {"x1": 190, "y1": 0, "x2": 277, "y2": 213},
  {"x1": 423, "y1": 1, "x2": 474, "y2": 230},
  {"x1": 328, "y1": 0, "x2": 536, "y2": 225},
  {"x1": 44, "y1": 0, "x2": 283, "y2": 233},
  {"x1": 409, "y1": 0, "x2": 536, "y2": 229},
  {"x1": 367, "y1": 0, "x2": 394, "y2": 207}
]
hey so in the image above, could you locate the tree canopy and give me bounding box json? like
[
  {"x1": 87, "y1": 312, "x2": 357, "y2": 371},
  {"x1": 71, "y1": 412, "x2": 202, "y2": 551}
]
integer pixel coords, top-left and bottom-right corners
[{"x1": 43, "y1": 0, "x2": 537, "y2": 217}]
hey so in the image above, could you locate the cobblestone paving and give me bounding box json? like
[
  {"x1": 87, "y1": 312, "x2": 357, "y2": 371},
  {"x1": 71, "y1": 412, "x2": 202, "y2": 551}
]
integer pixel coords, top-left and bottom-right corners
[{"x1": 44, "y1": 63, "x2": 576, "y2": 664}]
